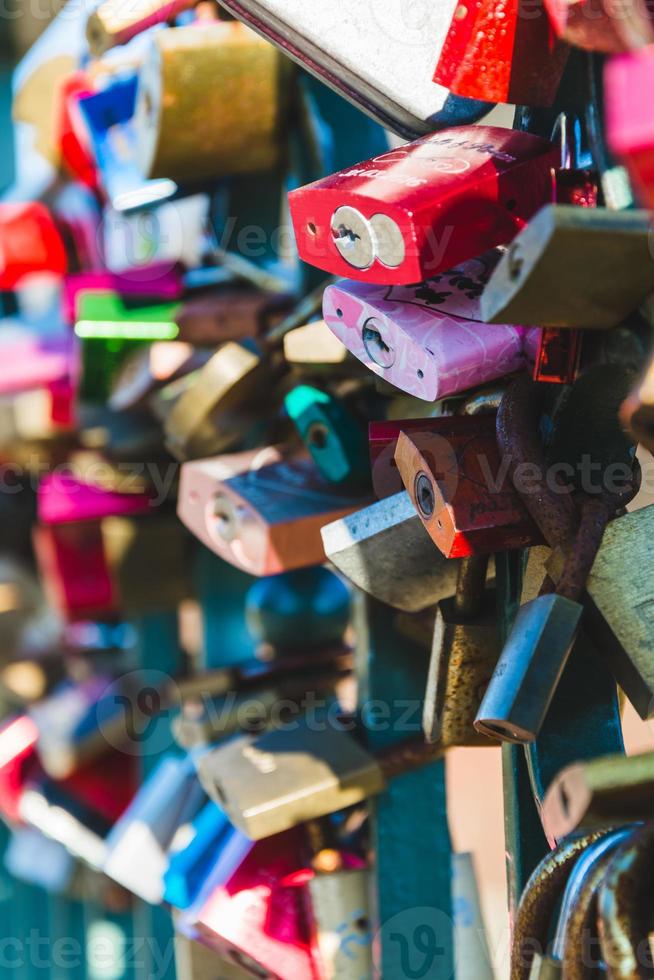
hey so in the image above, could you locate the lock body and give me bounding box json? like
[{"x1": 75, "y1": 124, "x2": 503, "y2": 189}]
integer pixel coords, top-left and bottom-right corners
[
  {"x1": 285, "y1": 384, "x2": 370, "y2": 488},
  {"x1": 323, "y1": 252, "x2": 527, "y2": 401},
  {"x1": 606, "y1": 47, "x2": 654, "y2": 210},
  {"x1": 86, "y1": 0, "x2": 198, "y2": 54},
  {"x1": 307, "y1": 865, "x2": 372, "y2": 980},
  {"x1": 290, "y1": 126, "x2": 558, "y2": 285}
]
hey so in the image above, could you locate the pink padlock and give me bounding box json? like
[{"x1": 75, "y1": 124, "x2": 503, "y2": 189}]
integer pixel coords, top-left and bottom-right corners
[
  {"x1": 191, "y1": 830, "x2": 320, "y2": 979},
  {"x1": 62, "y1": 265, "x2": 185, "y2": 325},
  {"x1": 605, "y1": 45, "x2": 654, "y2": 209},
  {"x1": 323, "y1": 251, "x2": 528, "y2": 402},
  {"x1": 38, "y1": 474, "x2": 154, "y2": 526},
  {"x1": 0, "y1": 333, "x2": 79, "y2": 397}
]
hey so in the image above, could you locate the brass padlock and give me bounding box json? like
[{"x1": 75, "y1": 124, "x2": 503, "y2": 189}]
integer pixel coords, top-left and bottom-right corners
[
  {"x1": 480, "y1": 205, "x2": 654, "y2": 329},
  {"x1": 133, "y1": 22, "x2": 288, "y2": 183},
  {"x1": 321, "y1": 491, "x2": 460, "y2": 613},
  {"x1": 86, "y1": 0, "x2": 198, "y2": 55},
  {"x1": 283, "y1": 320, "x2": 354, "y2": 376},
  {"x1": 424, "y1": 556, "x2": 501, "y2": 747},
  {"x1": 109, "y1": 342, "x2": 209, "y2": 412}
]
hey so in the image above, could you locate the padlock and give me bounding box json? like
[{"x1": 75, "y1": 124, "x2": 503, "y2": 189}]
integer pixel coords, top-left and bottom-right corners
[
  {"x1": 284, "y1": 384, "x2": 370, "y2": 489},
  {"x1": 322, "y1": 251, "x2": 528, "y2": 401},
  {"x1": 178, "y1": 448, "x2": 365, "y2": 576},
  {"x1": 434, "y1": 0, "x2": 569, "y2": 105},
  {"x1": 55, "y1": 71, "x2": 98, "y2": 190},
  {"x1": 163, "y1": 341, "x2": 280, "y2": 461},
  {"x1": 544, "y1": 0, "x2": 654, "y2": 52},
  {"x1": 605, "y1": 45, "x2": 654, "y2": 209},
  {"x1": 109, "y1": 342, "x2": 210, "y2": 412},
  {"x1": 189, "y1": 829, "x2": 319, "y2": 979},
  {"x1": 392, "y1": 415, "x2": 543, "y2": 557},
  {"x1": 302, "y1": 834, "x2": 372, "y2": 980},
  {"x1": 582, "y1": 503, "x2": 654, "y2": 719},
  {"x1": 321, "y1": 491, "x2": 461, "y2": 612},
  {"x1": 542, "y1": 750, "x2": 654, "y2": 839},
  {"x1": 480, "y1": 205, "x2": 654, "y2": 329},
  {"x1": 423, "y1": 556, "x2": 501, "y2": 746},
  {"x1": 289, "y1": 126, "x2": 559, "y2": 285},
  {"x1": 164, "y1": 800, "x2": 237, "y2": 910},
  {"x1": 0, "y1": 714, "x2": 41, "y2": 825},
  {"x1": 103, "y1": 754, "x2": 207, "y2": 904},
  {"x1": 214, "y1": 0, "x2": 494, "y2": 139},
  {"x1": 0, "y1": 203, "x2": 68, "y2": 288},
  {"x1": 283, "y1": 320, "x2": 355, "y2": 376},
  {"x1": 620, "y1": 349, "x2": 654, "y2": 452},
  {"x1": 173, "y1": 930, "x2": 261, "y2": 980},
  {"x1": 62, "y1": 264, "x2": 185, "y2": 326},
  {"x1": 176, "y1": 286, "x2": 293, "y2": 346},
  {"x1": 86, "y1": 0, "x2": 198, "y2": 55},
  {"x1": 133, "y1": 23, "x2": 288, "y2": 184}
]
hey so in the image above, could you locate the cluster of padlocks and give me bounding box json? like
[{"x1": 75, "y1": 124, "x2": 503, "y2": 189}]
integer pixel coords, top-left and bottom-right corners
[{"x1": 3, "y1": 0, "x2": 654, "y2": 977}]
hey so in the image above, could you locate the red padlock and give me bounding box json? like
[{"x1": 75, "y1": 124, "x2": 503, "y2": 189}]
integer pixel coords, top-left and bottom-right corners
[
  {"x1": 55, "y1": 71, "x2": 98, "y2": 190},
  {"x1": 0, "y1": 203, "x2": 68, "y2": 288},
  {"x1": 434, "y1": 0, "x2": 570, "y2": 105},
  {"x1": 606, "y1": 44, "x2": 654, "y2": 209},
  {"x1": 544, "y1": 0, "x2": 654, "y2": 52},
  {"x1": 390, "y1": 415, "x2": 544, "y2": 557},
  {"x1": 289, "y1": 126, "x2": 558, "y2": 286}
]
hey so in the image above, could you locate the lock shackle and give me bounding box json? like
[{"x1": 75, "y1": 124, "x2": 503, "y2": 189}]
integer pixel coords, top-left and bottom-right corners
[
  {"x1": 598, "y1": 821, "x2": 654, "y2": 978},
  {"x1": 510, "y1": 829, "x2": 612, "y2": 980},
  {"x1": 552, "y1": 827, "x2": 634, "y2": 961}
]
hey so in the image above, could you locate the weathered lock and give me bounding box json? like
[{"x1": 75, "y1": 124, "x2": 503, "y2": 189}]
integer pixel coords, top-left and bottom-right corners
[
  {"x1": 480, "y1": 205, "x2": 654, "y2": 329},
  {"x1": 435, "y1": 0, "x2": 569, "y2": 104},
  {"x1": 104, "y1": 754, "x2": 207, "y2": 903},
  {"x1": 598, "y1": 823, "x2": 654, "y2": 979},
  {"x1": 178, "y1": 448, "x2": 364, "y2": 576},
  {"x1": 545, "y1": 0, "x2": 654, "y2": 52},
  {"x1": 133, "y1": 22, "x2": 288, "y2": 184},
  {"x1": 176, "y1": 286, "x2": 293, "y2": 346},
  {"x1": 189, "y1": 829, "x2": 319, "y2": 979},
  {"x1": 86, "y1": 0, "x2": 198, "y2": 55},
  {"x1": 284, "y1": 384, "x2": 370, "y2": 489},
  {"x1": 424, "y1": 556, "x2": 501, "y2": 746},
  {"x1": 197, "y1": 718, "x2": 386, "y2": 840},
  {"x1": 606, "y1": 46, "x2": 654, "y2": 209},
  {"x1": 290, "y1": 126, "x2": 558, "y2": 285},
  {"x1": 163, "y1": 341, "x2": 279, "y2": 461},
  {"x1": 322, "y1": 250, "x2": 528, "y2": 401},
  {"x1": 321, "y1": 491, "x2": 461, "y2": 612},
  {"x1": 392, "y1": 415, "x2": 543, "y2": 557},
  {"x1": 582, "y1": 503, "x2": 654, "y2": 719},
  {"x1": 543, "y1": 750, "x2": 654, "y2": 839},
  {"x1": 283, "y1": 320, "x2": 355, "y2": 377}
]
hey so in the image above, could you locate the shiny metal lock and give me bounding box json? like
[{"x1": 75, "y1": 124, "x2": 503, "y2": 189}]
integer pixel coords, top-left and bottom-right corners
[
  {"x1": 179, "y1": 448, "x2": 364, "y2": 575},
  {"x1": 164, "y1": 341, "x2": 279, "y2": 461},
  {"x1": 322, "y1": 250, "x2": 528, "y2": 401},
  {"x1": 544, "y1": 0, "x2": 654, "y2": 52},
  {"x1": 424, "y1": 556, "x2": 501, "y2": 746},
  {"x1": 606, "y1": 46, "x2": 654, "y2": 211},
  {"x1": 583, "y1": 503, "x2": 654, "y2": 719},
  {"x1": 290, "y1": 126, "x2": 558, "y2": 285},
  {"x1": 392, "y1": 415, "x2": 543, "y2": 557},
  {"x1": 211, "y1": 0, "x2": 495, "y2": 139},
  {"x1": 543, "y1": 750, "x2": 654, "y2": 840},
  {"x1": 480, "y1": 205, "x2": 654, "y2": 329},
  {"x1": 284, "y1": 384, "x2": 370, "y2": 489},
  {"x1": 321, "y1": 491, "x2": 461, "y2": 613},
  {"x1": 133, "y1": 22, "x2": 288, "y2": 184},
  {"x1": 474, "y1": 592, "x2": 583, "y2": 744},
  {"x1": 197, "y1": 718, "x2": 385, "y2": 839},
  {"x1": 435, "y1": 0, "x2": 569, "y2": 105},
  {"x1": 104, "y1": 755, "x2": 207, "y2": 904},
  {"x1": 86, "y1": 0, "x2": 197, "y2": 55},
  {"x1": 176, "y1": 287, "x2": 293, "y2": 347}
]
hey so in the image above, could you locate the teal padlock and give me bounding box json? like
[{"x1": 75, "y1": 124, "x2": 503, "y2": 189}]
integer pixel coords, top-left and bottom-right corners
[{"x1": 284, "y1": 384, "x2": 370, "y2": 489}]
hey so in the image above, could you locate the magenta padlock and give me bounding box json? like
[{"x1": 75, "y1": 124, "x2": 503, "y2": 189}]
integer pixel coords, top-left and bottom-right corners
[
  {"x1": 190, "y1": 829, "x2": 320, "y2": 979},
  {"x1": 606, "y1": 45, "x2": 654, "y2": 209},
  {"x1": 323, "y1": 250, "x2": 529, "y2": 401},
  {"x1": 62, "y1": 264, "x2": 184, "y2": 325},
  {"x1": 289, "y1": 125, "x2": 558, "y2": 285}
]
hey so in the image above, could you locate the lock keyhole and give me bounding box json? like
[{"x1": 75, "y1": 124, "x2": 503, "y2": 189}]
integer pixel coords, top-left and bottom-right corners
[
  {"x1": 362, "y1": 318, "x2": 395, "y2": 369},
  {"x1": 307, "y1": 422, "x2": 329, "y2": 451},
  {"x1": 415, "y1": 472, "x2": 435, "y2": 518}
]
